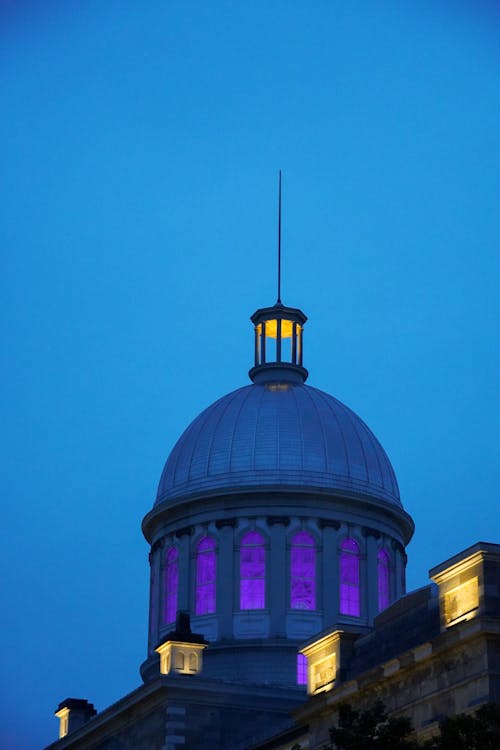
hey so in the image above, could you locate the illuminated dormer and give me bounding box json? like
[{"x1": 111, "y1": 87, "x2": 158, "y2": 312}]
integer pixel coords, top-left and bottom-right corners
[
  {"x1": 54, "y1": 699, "x2": 96, "y2": 739},
  {"x1": 430, "y1": 541, "x2": 500, "y2": 631},
  {"x1": 156, "y1": 639, "x2": 207, "y2": 676},
  {"x1": 155, "y1": 611, "x2": 207, "y2": 677},
  {"x1": 249, "y1": 303, "x2": 308, "y2": 384},
  {"x1": 299, "y1": 629, "x2": 359, "y2": 696}
]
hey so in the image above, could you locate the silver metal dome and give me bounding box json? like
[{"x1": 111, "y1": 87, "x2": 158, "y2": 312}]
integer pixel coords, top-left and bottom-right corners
[{"x1": 155, "y1": 382, "x2": 401, "y2": 508}]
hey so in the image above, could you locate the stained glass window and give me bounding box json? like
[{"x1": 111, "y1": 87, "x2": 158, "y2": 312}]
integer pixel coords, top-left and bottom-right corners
[
  {"x1": 378, "y1": 549, "x2": 390, "y2": 612},
  {"x1": 297, "y1": 653, "x2": 308, "y2": 685},
  {"x1": 340, "y1": 537, "x2": 360, "y2": 616},
  {"x1": 240, "y1": 530, "x2": 265, "y2": 609},
  {"x1": 290, "y1": 531, "x2": 316, "y2": 610},
  {"x1": 195, "y1": 536, "x2": 216, "y2": 615}
]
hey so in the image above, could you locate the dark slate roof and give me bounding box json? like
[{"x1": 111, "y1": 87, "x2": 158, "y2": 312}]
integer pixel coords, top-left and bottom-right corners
[
  {"x1": 347, "y1": 585, "x2": 440, "y2": 678},
  {"x1": 155, "y1": 382, "x2": 401, "y2": 507}
]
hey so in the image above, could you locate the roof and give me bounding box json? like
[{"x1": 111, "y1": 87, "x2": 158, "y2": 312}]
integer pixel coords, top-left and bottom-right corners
[{"x1": 155, "y1": 381, "x2": 401, "y2": 508}]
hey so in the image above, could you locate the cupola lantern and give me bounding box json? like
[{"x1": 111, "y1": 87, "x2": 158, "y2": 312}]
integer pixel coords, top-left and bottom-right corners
[{"x1": 249, "y1": 302, "x2": 308, "y2": 384}]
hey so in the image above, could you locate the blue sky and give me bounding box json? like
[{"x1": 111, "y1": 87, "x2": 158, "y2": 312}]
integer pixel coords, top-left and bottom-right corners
[{"x1": 1, "y1": 2, "x2": 499, "y2": 747}]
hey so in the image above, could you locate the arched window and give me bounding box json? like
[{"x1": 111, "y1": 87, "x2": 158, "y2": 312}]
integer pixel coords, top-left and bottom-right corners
[
  {"x1": 240, "y1": 531, "x2": 265, "y2": 609},
  {"x1": 195, "y1": 536, "x2": 216, "y2": 615},
  {"x1": 290, "y1": 531, "x2": 316, "y2": 610},
  {"x1": 339, "y1": 538, "x2": 361, "y2": 616},
  {"x1": 164, "y1": 547, "x2": 179, "y2": 624},
  {"x1": 377, "y1": 549, "x2": 390, "y2": 612},
  {"x1": 297, "y1": 653, "x2": 308, "y2": 686}
]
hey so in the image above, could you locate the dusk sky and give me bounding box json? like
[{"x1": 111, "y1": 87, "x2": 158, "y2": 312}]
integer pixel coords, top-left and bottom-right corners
[{"x1": 1, "y1": 2, "x2": 499, "y2": 748}]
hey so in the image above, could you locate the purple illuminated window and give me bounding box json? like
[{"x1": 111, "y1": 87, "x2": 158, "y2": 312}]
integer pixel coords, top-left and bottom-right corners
[
  {"x1": 164, "y1": 547, "x2": 178, "y2": 624},
  {"x1": 377, "y1": 549, "x2": 390, "y2": 612},
  {"x1": 195, "y1": 536, "x2": 216, "y2": 615},
  {"x1": 290, "y1": 531, "x2": 316, "y2": 610},
  {"x1": 297, "y1": 653, "x2": 308, "y2": 685},
  {"x1": 340, "y1": 538, "x2": 360, "y2": 616},
  {"x1": 240, "y1": 531, "x2": 265, "y2": 609}
]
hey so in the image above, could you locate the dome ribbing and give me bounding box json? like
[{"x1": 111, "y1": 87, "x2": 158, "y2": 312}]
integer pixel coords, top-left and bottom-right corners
[{"x1": 155, "y1": 382, "x2": 400, "y2": 508}]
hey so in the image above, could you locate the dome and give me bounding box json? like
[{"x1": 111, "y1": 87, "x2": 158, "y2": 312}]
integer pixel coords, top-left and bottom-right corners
[
  {"x1": 142, "y1": 299, "x2": 414, "y2": 687},
  {"x1": 156, "y1": 381, "x2": 401, "y2": 508}
]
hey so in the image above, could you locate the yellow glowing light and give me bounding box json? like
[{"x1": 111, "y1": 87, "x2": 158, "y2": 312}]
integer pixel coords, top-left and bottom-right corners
[
  {"x1": 444, "y1": 577, "x2": 479, "y2": 626},
  {"x1": 264, "y1": 319, "x2": 295, "y2": 339},
  {"x1": 55, "y1": 707, "x2": 70, "y2": 739},
  {"x1": 430, "y1": 548, "x2": 488, "y2": 631},
  {"x1": 311, "y1": 653, "x2": 336, "y2": 694},
  {"x1": 300, "y1": 630, "x2": 343, "y2": 696},
  {"x1": 155, "y1": 640, "x2": 207, "y2": 676}
]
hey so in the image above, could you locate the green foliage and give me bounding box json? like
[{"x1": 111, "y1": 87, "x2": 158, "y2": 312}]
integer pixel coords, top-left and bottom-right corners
[
  {"x1": 328, "y1": 700, "x2": 419, "y2": 750},
  {"x1": 327, "y1": 701, "x2": 500, "y2": 750},
  {"x1": 422, "y1": 703, "x2": 500, "y2": 750}
]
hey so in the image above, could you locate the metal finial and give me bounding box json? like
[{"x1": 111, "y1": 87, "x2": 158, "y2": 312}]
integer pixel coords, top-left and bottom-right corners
[{"x1": 277, "y1": 170, "x2": 282, "y2": 304}]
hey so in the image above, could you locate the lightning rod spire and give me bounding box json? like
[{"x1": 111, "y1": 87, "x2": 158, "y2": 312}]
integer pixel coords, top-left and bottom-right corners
[{"x1": 277, "y1": 170, "x2": 282, "y2": 305}]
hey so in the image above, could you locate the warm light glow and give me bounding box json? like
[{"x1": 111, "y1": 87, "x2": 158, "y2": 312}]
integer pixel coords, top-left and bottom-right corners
[
  {"x1": 429, "y1": 546, "x2": 493, "y2": 631},
  {"x1": 444, "y1": 577, "x2": 479, "y2": 626},
  {"x1": 311, "y1": 653, "x2": 336, "y2": 693},
  {"x1": 264, "y1": 319, "x2": 295, "y2": 338},
  {"x1": 300, "y1": 630, "x2": 343, "y2": 695},
  {"x1": 55, "y1": 707, "x2": 70, "y2": 739},
  {"x1": 156, "y1": 640, "x2": 207, "y2": 676}
]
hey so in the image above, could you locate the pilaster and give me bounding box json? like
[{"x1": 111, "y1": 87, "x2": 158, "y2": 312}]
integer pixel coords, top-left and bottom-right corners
[
  {"x1": 268, "y1": 517, "x2": 288, "y2": 636},
  {"x1": 177, "y1": 531, "x2": 191, "y2": 612},
  {"x1": 320, "y1": 521, "x2": 339, "y2": 626},
  {"x1": 216, "y1": 522, "x2": 235, "y2": 638},
  {"x1": 364, "y1": 531, "x2": 379, "y2": 623},
  {"x1": 148, "y1": 545, "x2": 161, "y2": 651}
]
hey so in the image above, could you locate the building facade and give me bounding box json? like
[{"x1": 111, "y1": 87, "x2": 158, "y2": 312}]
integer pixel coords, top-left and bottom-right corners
[{"x1": 46, "y1": 300, "x2": 498, "y2": 750}]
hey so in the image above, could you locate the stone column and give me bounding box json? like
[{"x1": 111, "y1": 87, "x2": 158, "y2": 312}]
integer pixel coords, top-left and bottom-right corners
[
  {"x1": 392, "y1": 539, "x2": 405, "y2": 599},
  {"x1": 216, "y1": 520, "x2": 236, "y2": 638},
  {"x1": 320, "y1": 520, "x2": 340, "y2": 627},
  {"x1": 268, "y1": 516, "x2": 289, "y2": 637},
  {"x1": 176, "y1": 529, "x2": 192, "y2": 613},
  {"x1": 148, "y1": 543, "x2": 162, "y2": 651},
  {"x1": 363, "y1": 528, "x2": 380, "y2": 624}
]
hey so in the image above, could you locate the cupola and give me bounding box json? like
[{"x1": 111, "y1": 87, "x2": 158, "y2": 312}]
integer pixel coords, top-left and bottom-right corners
[{"x1": 249, "y1": 303, "x2": 308, "y2": 384}]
